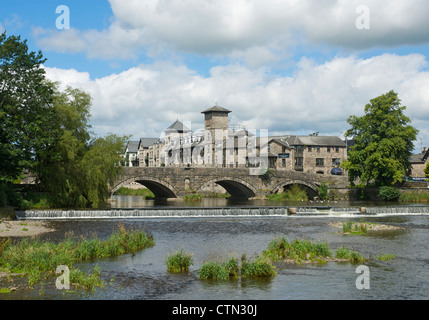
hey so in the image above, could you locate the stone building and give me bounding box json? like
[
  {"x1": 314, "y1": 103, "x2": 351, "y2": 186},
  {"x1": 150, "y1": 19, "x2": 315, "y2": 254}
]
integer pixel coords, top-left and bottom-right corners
[
  {"x1": 410, "y1": 147, "x2": 429, "y2": 180},
  {"x1": 129, "y1": 106, "x2": 348, "y2": 176}
]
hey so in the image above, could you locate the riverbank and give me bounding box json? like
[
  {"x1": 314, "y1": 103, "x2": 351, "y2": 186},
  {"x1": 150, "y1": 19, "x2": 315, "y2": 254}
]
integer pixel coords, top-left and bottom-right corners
[{"x1": 0, "y1": 219, "x2": 55, "y2": 238}]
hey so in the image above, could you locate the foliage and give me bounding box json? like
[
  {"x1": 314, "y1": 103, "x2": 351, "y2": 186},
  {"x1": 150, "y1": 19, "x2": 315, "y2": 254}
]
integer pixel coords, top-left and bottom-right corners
[
  {"x1": 342, "y1": 222, "x2": 368, "y2": 234},
  {"x1": 266, "y1": 184, "x2": 308, "y2": 201},
  {"x1": 399, "y1": 190, "x2": 429, "y2": 203},
  {"x1": 317, "y1": 182, "x2": 328, "y2": 200},
  {"x1": 198, "y1": 261, "x2": 230, "y2": 280},
  {"x1": 183, "y1": 193, "x2": 203, "y2": 201},
  {"x1": 114, "y1": 187, "x2": 155, "y2": 199},
  {"x1": 198, "y1": 255, "x2": 275, "y2": 280},
  {"x1": 377, "y1": 254, "x2": 397, "y2": 261},
  {"x1": 0, "y1": 32, "x2": 54, "y2": 183},
  {"x1": 425, "y1": 162, "x2": 429, "y2": 181},
  {"x1": 0, "y1": 32, "x2": 128, "y2": 209},
  {"x1": 341, "y1": 90, "x2": 418, "y2": 187},
  {"x1": 0, "y1": 224, "x2": 154, "y2": 289},
  {"x1": 240, "y1": 254, "x2": 277, "y2": 278},
  {"x1": 335, "y1": 247, "x2": 366, "y2": 264},
  {"x1": 378, "y1": 186, "x2": 400, "y2": 201},
  {"x1": 263, "y1": 236, "x2": 331, "y2": 263},
  {"x1": 166, "y1": 248, "x2": 193, "y2": 273}
]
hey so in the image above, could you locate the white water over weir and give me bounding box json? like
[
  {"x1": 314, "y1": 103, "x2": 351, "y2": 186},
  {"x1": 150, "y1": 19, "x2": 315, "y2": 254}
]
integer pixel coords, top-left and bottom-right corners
[{"x1": 15, "y1": 205, "x2": 429, "y2": 220}]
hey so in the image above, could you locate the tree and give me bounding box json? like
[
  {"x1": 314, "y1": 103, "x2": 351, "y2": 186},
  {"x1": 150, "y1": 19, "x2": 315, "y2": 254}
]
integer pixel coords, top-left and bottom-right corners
[
  {"x1": 35, "y1": 84, "x2": 128, "y2": 208},
  {"x1": 0, "y1": 31, "x2": 128, "y2": 208},
  {"x1": 0, "y1": 32, "x2": 54, "y2": 183},
  {"x1": 342, "y1": 90, "x2": 418, "y2": 187}
]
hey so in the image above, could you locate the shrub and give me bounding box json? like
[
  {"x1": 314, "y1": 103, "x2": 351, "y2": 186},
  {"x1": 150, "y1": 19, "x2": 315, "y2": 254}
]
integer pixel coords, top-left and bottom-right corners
[
  {"x1": 379, "y1": 186, "x2": 400, "y2": 201},
  {"x1": 317, "y1": 182, "x2": 328, "y2": 201}
]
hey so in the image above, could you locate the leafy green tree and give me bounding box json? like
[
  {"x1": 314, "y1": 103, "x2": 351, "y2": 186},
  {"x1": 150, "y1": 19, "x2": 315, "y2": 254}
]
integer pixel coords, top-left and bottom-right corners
[
  {"x1": 0, "y1": 32, "x2": 54, "y2": 183},
  {"x1": 36, "y1": 84, "x2": 128, "y2": 208},
  {"x1": 342, "y1": 90, "x2": 418, "y2": 187}
]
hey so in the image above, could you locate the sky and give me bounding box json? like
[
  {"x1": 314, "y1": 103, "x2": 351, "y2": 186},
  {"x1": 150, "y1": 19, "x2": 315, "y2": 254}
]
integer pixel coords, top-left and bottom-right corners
[{"x1": 1, "y1": 0, "x2": 429, "y2": 152}]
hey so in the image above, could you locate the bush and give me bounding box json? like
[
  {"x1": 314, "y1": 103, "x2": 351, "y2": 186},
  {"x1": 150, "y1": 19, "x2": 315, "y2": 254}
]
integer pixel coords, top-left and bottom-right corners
[
  {"x1": 317, "y1": 182, "x2": 328, "y2": 201},
  {"x1": 378, "y1": 186, "x2": 400, "y2": 201}
]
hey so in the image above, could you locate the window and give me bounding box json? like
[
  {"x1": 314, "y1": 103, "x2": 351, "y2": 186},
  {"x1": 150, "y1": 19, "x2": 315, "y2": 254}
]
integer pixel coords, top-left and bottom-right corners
[
  {"x1": 335, "y1": 147, "x2": 340, "y2": 152},
  {"x1": 295, "y1": 157, "x2": 303, "y2": 166},
  {"x1": 282, "y1": 159, "x2": 286, "y2": 167},
  {"x1": 316, "y1": 146, "x2": 320, "y2": 153},
  {"x1": 308, "y1": 146, "x2": 312, "y2": 152},
  {"x1": 327, "y1": 146, "x2": 331, "y2": 152},
  {"x1": 332, "y1": 158, "x2": 341, "y2": 167},
  {"x1": 316, "y1": 158, "x2": 324, "y2": 167}
]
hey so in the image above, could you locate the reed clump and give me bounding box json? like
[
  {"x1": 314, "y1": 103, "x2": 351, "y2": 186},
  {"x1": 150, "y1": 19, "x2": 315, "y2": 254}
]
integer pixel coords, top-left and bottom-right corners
[
  {"x1": 166, "y1": 248, "x2": 193, "y2": 273},
  {"x1": 263, "y1": 236, "x2": 331, "y2": 264},
  {"x1": 198, "y1": 254, "x2": 276, "y2": 280}
]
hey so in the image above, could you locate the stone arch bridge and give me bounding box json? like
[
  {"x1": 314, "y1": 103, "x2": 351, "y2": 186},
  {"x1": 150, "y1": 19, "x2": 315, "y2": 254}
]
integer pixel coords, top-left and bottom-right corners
[{"x1": 111, "y1": 167, "x2": 349, "y2": 200}]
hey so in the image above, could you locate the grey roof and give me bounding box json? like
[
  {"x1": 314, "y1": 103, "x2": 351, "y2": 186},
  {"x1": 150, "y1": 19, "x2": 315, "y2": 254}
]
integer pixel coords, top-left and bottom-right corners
[
  {"x1": 271, "y1": 135, "x2": 346, "y2": 147},
  {"x1": 201, "y1": 106, "x2": 232, "y2": 114},
  {"x1": 410, "y1": 149, "x2": 429, "y2": 163},
  {"x1": 165, "y1": 120, "x2": 191, "y2": 133},
  {"x1": 125, "y1": 141, "x2": 139, "y2": 153},
  {"x1": 138, "y1": 138, "x2": 160, "y2": 149}
]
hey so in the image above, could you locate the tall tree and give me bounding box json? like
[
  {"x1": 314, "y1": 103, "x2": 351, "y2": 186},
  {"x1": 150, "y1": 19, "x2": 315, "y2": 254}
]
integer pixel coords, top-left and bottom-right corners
[
  {"x1": 342, "y1": 90, "x2": 418, "y2": 187},
  {"x1": 0, "y1": 32, "x2": 54, "y2": 183},
  {"x1": 36, "y1": 84, "x2": 128, "y2": 208}
]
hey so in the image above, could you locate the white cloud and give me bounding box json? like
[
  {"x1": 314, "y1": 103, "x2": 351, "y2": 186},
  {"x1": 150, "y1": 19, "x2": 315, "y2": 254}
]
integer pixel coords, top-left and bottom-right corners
[
  {"x1": 43, "y1": 53, "x2": 429, "y2": 149},
  {"x1": 33, "y1": 0, "x2": 429, "y2": 62}
]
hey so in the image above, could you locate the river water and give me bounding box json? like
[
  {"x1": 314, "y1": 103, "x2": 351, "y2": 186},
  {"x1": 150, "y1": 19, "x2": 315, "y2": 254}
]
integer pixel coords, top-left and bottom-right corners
[{"x1": 3, "y1": 195, "x2": 429, "y2": 301}]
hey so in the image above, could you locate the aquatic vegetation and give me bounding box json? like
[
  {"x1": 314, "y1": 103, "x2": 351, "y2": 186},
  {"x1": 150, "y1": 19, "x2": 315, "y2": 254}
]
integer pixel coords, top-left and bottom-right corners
[
  {"x1": 198, "y1": 255, "x2": 276, "y2": 280},
  {"x1": 377, "y1": 254, "x2": 397, "y2": 261},
  {"x1": 263, "y1": 236, "x2": 331, "y2": 263},
  {"x1": 342, "y1": 222, "x2": 368, "y2": 234},
  {"x1": 266, "y1": 184, "x2": 308, "y2": 201},
  {"x1": 0, "y1": 223, "x2": 155, "y2": 290},
  {"x1": 166, "y1": 248, "x2": 193, "y2": 273},
  {"x1": 335, "y1": 247, "x2": 366, "y2": 264}
]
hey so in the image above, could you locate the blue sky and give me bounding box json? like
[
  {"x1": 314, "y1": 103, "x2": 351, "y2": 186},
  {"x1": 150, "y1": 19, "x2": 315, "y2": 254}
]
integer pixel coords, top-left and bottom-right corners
[{"x1": 2, "y1": 0, "x2": 429, "y2": 151}]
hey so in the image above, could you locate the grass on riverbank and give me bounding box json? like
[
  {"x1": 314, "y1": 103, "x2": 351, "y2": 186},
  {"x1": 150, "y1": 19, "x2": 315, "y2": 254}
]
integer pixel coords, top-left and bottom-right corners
[
  {"x1": 399, "y1": 190, "x2": 429, "y2": 203},
  {"x1": 0, "y1": 224, "x2": 155, "y2": 290}
]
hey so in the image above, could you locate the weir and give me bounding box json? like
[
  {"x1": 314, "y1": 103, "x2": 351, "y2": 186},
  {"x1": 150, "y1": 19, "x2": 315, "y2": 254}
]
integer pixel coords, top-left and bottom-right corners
[{"x1": 15, "y1": 205, "x2": 429, "y2": 220}]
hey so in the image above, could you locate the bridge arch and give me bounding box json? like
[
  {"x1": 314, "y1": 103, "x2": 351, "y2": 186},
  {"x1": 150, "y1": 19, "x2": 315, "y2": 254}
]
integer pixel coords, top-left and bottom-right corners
[
  {"x1": 111, "y1": 176, "x2": 178, "y2": 198},
  {"x1": 271, "y1": 180, "x2": 320, "y2": 200},
  {"x1": 197, "y1": 177, "x2": 257, "y2": 199}
]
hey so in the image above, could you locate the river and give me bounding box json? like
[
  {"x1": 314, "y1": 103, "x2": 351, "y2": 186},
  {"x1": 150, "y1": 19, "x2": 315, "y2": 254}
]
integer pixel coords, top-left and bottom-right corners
[{"x1": 2, "y1": 195, "x2": 429, "y2": 301}]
